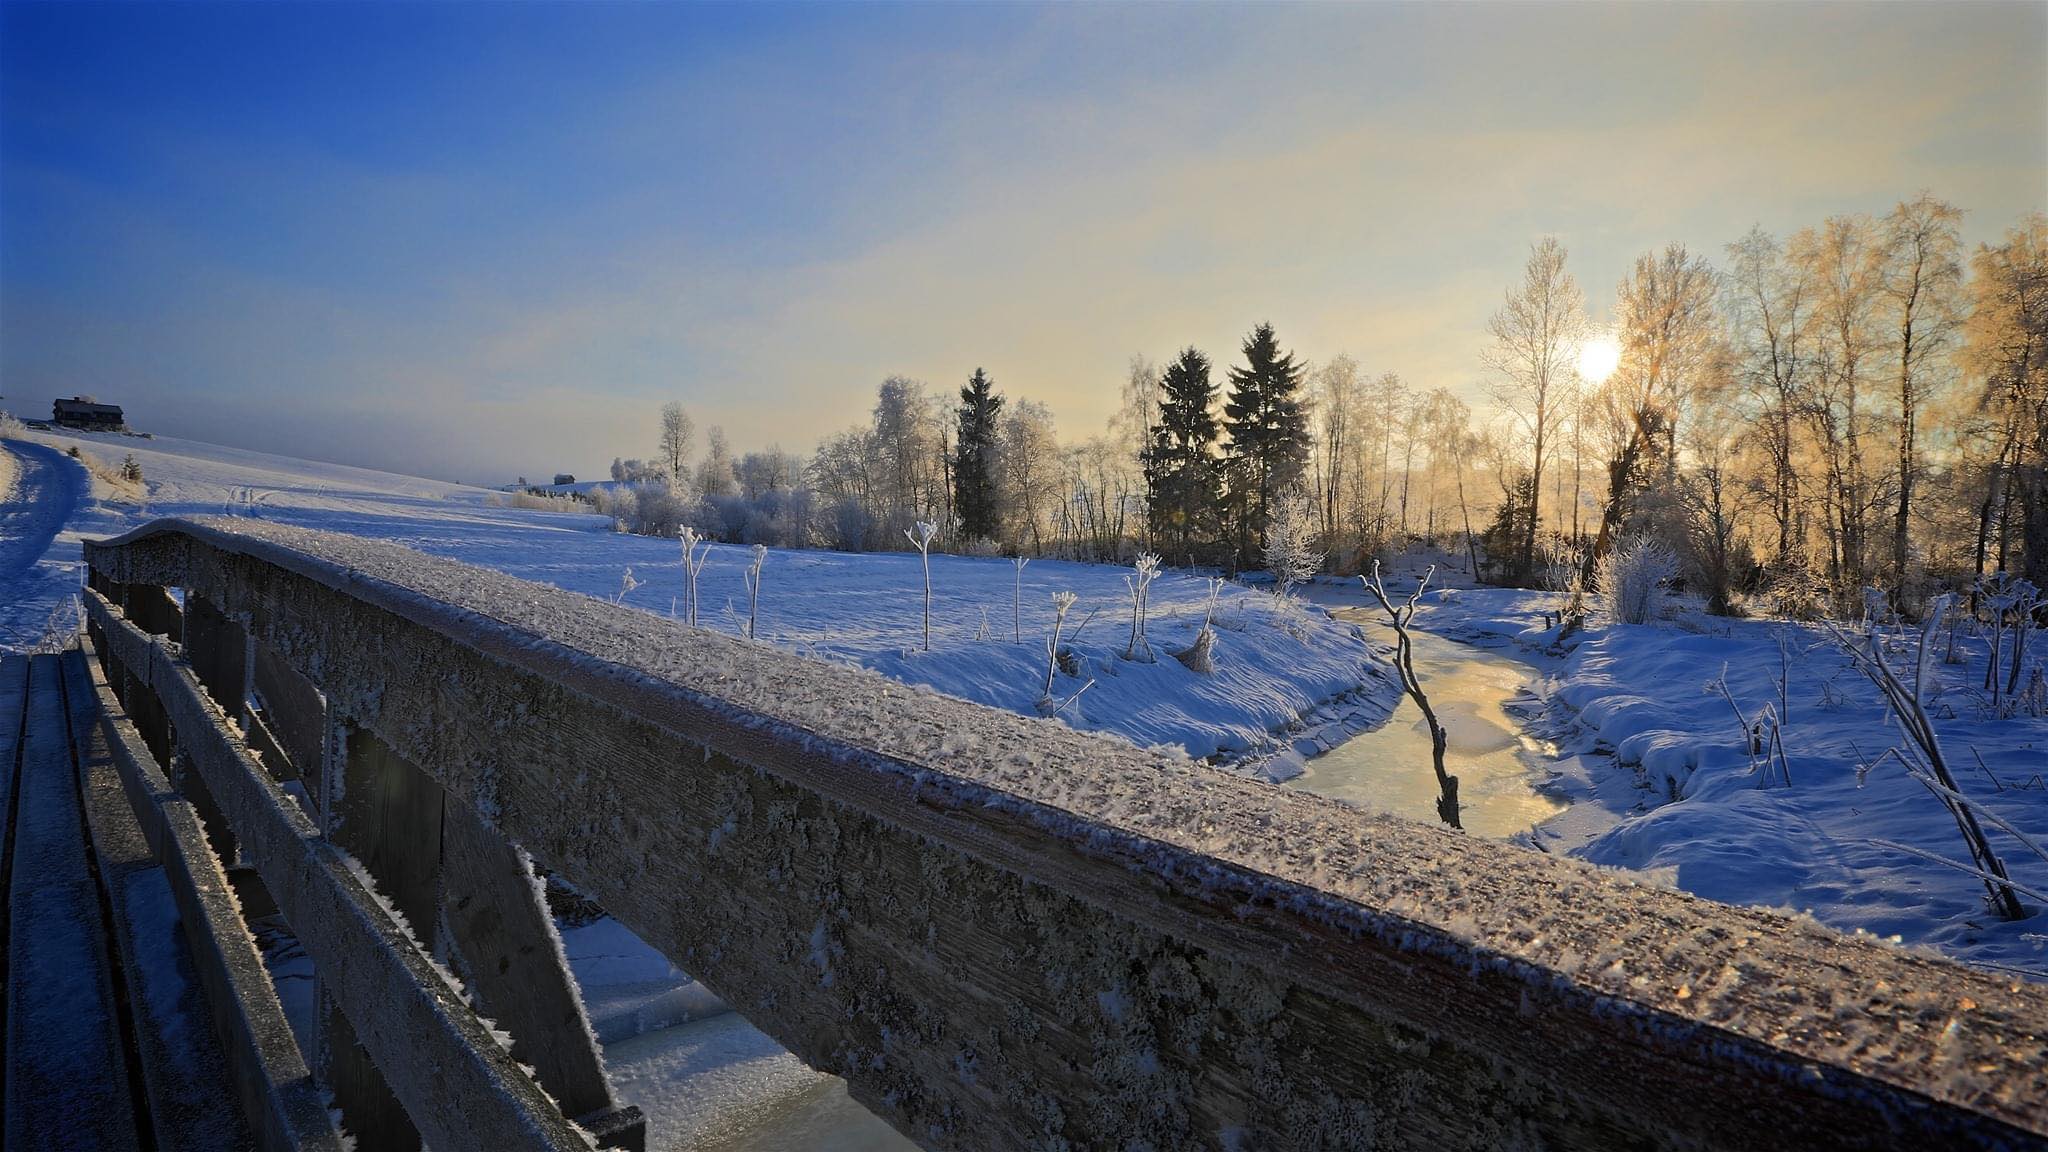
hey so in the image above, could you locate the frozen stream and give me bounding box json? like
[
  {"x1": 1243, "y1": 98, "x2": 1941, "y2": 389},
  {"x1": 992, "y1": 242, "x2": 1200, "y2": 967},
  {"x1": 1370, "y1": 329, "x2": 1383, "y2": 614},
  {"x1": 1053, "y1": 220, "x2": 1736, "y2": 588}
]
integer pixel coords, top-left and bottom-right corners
[{"x1": 1287, "y1": 609, "x2": 1565, "y2": 838}]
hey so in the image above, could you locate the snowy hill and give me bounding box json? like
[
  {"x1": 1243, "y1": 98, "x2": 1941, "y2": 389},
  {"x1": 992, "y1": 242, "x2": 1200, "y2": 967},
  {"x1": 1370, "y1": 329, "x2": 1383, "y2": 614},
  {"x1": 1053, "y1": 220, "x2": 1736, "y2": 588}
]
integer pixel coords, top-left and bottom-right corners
[{"x1": 1, "y1": 426, "x2": 1393, "y2": 765}]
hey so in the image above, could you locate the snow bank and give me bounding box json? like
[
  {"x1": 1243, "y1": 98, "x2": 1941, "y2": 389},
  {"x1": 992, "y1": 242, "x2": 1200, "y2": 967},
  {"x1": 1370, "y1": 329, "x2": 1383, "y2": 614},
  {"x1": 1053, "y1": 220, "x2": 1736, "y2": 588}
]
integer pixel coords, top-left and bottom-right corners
[
  {"x1": 1559, "y1": 616, "x2": 2048, "y2": 974},
  {"x1": 1332, "y1": 579, "x2": 2048, "y2": 977}
]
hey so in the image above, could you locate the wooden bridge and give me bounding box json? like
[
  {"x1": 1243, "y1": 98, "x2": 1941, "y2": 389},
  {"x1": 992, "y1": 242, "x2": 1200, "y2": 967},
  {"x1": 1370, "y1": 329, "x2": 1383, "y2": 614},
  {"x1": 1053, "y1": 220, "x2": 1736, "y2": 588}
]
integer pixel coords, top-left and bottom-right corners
[{"x1": 3, "y1": 515, "x2": 2044, "y2": 1150}]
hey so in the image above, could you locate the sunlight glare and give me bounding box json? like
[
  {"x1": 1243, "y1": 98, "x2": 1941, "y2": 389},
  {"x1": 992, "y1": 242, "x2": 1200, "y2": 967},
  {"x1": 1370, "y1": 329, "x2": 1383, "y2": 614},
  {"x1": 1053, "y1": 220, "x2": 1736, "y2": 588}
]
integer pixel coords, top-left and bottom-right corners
[{"x1": 1576, "y1": 334, "x2": 1621, "y2": 382}]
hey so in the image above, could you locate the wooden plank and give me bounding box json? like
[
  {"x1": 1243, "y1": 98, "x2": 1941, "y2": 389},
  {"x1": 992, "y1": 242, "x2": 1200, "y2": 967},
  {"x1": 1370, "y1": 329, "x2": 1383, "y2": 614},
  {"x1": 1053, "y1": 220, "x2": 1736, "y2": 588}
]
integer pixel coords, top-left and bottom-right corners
[
  {"x1": 245, "y1": 637, "x2": 415, "y2": 1147},
  {"x1": 336, "y1": 728, "x2": 443, "y2": 949},
  {"x1": 3, "y1": 655, "x2": 140, "y2": 1150},
  {"x1": 87, "y1": 520, "x2": 2048, "y2": 1152},
  {"x1": 252, "y1": 643, "x2": 323, "y2": 786},
  {"x1": 441, "y1": 798, "x2": 641, "y2": 1148},
  {"x1": 66, "y1": 649, "x2": 256, "y2": 1152},
  {"x1": 84, "y1": 644, "x2": 343, "y2": 1152},
  {"x1": 0, "y1": 657, "x2": 28, "y2": 1134},
  {"x1": 0, "y1": 656, "x2": 28, "y2": 945},
  {"x1": 184, "y1": 593, "x2": 249, "y2": 724},
  {"x1": 124, "y1": 655, "x2": 174, "y2": 775},
  {"x1": 325, "y1": 727, "x2": 444, "y2": 1152},
  {"x1": 242, "y1": 709, "x2": 295, "y2": 783},
  {"x1": 122, "y1": 582, "x2": 183, "y2": 645},
  {"x1": 176, "y1": 595, "x2": 245, "y2": 863},
  {"x1": 89, "y1": 592, "x2": 589, "y2": 1152},
  {"x1": 244, "y1": 646, "x2": 419, "y2": 1149}
]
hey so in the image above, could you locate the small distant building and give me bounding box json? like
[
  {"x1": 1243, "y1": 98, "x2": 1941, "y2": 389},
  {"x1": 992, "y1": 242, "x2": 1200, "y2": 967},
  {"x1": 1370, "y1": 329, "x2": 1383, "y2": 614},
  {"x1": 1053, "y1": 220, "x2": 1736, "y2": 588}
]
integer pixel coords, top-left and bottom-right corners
[
  {"x1": 53, "y1": 396, "x2": 124, "y2": 432},
  {"x1": 552, "y1": 473, "x2": 576, "y2": 486}
]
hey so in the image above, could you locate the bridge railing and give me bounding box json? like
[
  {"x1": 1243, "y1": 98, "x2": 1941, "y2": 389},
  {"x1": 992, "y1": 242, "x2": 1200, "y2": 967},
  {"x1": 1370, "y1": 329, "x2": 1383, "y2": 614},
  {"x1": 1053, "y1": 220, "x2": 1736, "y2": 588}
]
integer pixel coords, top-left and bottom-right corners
[{"x1": 83, "y1": 516, "x2": 2048, "y2": 1151}]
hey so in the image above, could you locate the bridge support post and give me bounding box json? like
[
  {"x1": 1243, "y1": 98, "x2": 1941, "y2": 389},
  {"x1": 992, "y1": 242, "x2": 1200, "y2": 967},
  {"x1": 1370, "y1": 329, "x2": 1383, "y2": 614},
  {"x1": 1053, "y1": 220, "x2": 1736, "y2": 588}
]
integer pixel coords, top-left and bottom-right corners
[
  {"x1": 184, "y1": 594, "x2": 249, "y2": 724},
  {"x1": 101, "y1": 582, "x2": 179, "y2": 774},
  {"x1": 441, "y1": 801, "x2": 644, "y2": 1149},
  {"x1": 238, "y1": 650, "x2": 427, "y2": 1152},
  {"x1": 310, "y1": 724, "x2": 439, "y2": 1152},
  {"x1": 251, "y1": 644, "x2": 323, "y2": 788},
  {"x1": 179, "y1": 593, "x2": 246, "y2": 863},
  {"x1": 85, "y1": 575, "x2": 116, "y2": 682},
  {"x1": 316, "y1": 720, "x2": 643, "y2": 1150}
]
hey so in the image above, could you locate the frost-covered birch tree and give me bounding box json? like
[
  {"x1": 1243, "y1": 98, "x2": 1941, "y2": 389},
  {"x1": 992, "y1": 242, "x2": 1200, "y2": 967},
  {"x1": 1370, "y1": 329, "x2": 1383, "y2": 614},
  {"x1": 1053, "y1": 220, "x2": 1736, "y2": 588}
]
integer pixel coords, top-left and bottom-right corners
[
  {"x1": 659, "y1": 402, "x2": 695, "y2": 485},
  {"x1": 1485, "y1": 237, "x2": 1586, "y2": 583}
]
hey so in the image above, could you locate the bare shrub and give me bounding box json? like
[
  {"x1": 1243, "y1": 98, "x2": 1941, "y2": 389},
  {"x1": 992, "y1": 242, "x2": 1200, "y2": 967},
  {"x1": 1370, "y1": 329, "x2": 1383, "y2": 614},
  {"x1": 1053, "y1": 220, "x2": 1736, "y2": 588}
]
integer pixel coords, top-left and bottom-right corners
[
  {"x1": 742, "y1": 544, "x2": 767, "y2": 640},
  {"x1": 1172, "y1": 578, "x2": 1226, "y2": 674},
  {"x1": 631, "y1": 481, "x2": 692, "y2": 538},
  {"x1": 1595, "y1": 535, "x2": 1678, "y2": 625},
  {"x1": 1039, "y1": 591, "x2": 1078, "y2": 706},
  {"x1": 1262, "y1": 488, "x2": 1323, "y2": 597},
  {"x1": 905, "y1": 521, "x2": 938, "y2": 651},
  {"x1": 679, "y1": 526, "x2": 711, "y2": 626},
  {"x1": 493, "y1": 490, "x2": 586, "y2": 514},
  {"x1": 1123, "y1": 552, "x2": 1161, "y2": 661},
  {"x1": 1362, "y1": 561, "x2": 1461, "y2": 829},
  {"x1": 1011, "y1": 557, "x2": 1029, "y2": 642}
]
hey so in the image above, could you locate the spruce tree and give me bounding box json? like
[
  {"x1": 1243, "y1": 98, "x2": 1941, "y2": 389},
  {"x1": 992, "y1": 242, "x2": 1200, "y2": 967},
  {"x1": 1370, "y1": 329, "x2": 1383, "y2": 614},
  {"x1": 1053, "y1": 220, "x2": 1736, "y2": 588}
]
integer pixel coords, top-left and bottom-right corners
[
  {"x1": 1223, "y1": 323, "x2": 1310, "y2": 561},
  {"x1": 1143, "y1": 347, "x2": 1221, "y2": 561},
  {"x1": 953, "y1": 367, "x2": 1004, "y2": 541}
]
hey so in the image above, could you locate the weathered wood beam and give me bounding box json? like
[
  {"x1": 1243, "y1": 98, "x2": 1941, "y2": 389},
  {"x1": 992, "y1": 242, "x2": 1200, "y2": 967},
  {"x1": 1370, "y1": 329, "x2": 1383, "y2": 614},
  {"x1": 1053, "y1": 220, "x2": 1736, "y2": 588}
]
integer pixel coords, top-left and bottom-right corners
[
  {"x1": 0, "y1": 659, "x2": 29, "y2": 1135},
  {"x1": 441, "y1": 797, "x2": 643, "y2": 1149},
  {"x1": 4, "y1": 655, "x2": 140, "y2": 1151},
  {"x1": 0, "y1": 656, "x2": 26, "y2": 928},
  {"x1": 325, "y1": 726, "x2": 444, "y2": 1152},
  {"x1": 85, "y1": 519, "x2": 2048, "y2": 1152},
  {"x1": 252, "y1": 642, "x2": 324, "y2": 786},
  {"x1": 319, "y1": 994, "x2": 419, "y2": 1151},
  {"x1": 243, "y1": 643, "x2": 421, "y2": 1148},
  {"x1": 184, "y1": 593, "x2": 249, "y2": 726},
  {"x1": 88, "y1": 591, "x2": 590, "y2": 1152},
  {"x1": 242, "y1": 708, "x2": 295, "y2": 783},
  {"x1": 121, "y1": 581, "x2": 184, "y2": 645},
  {"x1": 85, "y1": 639, "x2": 346, "y2": 1152},
  {"x1": 69, "y1": 649, "x2": 260, "y2": 1152}
]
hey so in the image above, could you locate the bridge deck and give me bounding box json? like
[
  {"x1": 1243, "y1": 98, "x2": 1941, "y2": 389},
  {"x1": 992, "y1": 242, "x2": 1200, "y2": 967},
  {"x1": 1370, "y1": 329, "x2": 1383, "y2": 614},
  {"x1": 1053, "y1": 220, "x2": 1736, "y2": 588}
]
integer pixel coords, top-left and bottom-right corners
[{"x1": 1, "y1": 650, "x2": 253, "y2": 1152}]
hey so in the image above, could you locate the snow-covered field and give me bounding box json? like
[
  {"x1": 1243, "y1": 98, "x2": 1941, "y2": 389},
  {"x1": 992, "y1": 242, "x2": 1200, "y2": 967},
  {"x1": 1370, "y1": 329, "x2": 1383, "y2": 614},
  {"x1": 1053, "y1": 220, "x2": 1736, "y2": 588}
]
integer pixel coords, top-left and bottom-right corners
[
  {"x1": 14, "y1": 426, "x2": 2045, "y2": 984},
  {"x1": 0, "y1": 428, "x2": 1392, "y2": 763},
  {"x1": 1324, "y1": 581, "x2": 2048, "y2": 978}
]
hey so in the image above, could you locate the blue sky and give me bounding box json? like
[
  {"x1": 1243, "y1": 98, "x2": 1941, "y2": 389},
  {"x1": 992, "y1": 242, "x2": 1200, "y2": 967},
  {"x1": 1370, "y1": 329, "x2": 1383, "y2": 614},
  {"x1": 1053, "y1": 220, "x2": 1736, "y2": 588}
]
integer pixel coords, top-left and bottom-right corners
[{"x1": 3, "y1": 1, "x2": 2044, "y2": 483}]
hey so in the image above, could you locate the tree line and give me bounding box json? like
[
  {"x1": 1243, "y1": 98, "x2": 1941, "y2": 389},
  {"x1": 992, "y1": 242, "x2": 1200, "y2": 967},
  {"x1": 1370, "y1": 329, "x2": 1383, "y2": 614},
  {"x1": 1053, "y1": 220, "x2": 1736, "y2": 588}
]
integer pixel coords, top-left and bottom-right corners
[
  {"x1": 1497, "y1": 196, "x2": 2046, "y2": 618},
  {"x1": 597, "y1": 192, "x2": 2044, "y2": 616}
]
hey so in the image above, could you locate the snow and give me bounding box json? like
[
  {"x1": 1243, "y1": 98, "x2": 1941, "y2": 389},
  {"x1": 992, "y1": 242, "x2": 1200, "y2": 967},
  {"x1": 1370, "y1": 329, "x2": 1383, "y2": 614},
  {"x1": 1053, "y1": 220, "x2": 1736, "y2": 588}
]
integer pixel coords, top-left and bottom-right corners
[
  {"x1": 0, "y1": 439, "x2": 87, "y2": 650},
  {"x1": 6, "y1": 427, "x2": 1390, "y2": 1149},
  {"x1": 558, "y1": 915, "x2": 908, "y2": 1150},
  {"x1": 4, "y1": 428, "x2": 1393, "y2": 765},
  {"x1": 1311, "y1": 579, "x2": 2048, "y2": 978},
  {"x1": 15, "y1": 425, "x2": 2048, "y2": 1134}
]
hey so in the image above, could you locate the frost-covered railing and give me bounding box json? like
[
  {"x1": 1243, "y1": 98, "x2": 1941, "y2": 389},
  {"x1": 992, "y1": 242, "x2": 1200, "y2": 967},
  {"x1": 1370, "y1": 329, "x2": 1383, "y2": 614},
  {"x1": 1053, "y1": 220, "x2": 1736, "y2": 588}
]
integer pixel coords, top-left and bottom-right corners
[{"x1": 83, "y1": 518, "x2": 2048, "y2": 1151}]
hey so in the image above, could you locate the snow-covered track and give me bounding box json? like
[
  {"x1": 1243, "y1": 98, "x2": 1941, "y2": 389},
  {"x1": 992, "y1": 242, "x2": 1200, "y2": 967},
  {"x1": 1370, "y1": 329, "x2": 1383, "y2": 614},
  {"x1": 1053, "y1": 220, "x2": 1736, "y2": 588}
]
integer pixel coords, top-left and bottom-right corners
[{"x1": 79, "y1": 517, "x2": 2048, "y2": 1152}]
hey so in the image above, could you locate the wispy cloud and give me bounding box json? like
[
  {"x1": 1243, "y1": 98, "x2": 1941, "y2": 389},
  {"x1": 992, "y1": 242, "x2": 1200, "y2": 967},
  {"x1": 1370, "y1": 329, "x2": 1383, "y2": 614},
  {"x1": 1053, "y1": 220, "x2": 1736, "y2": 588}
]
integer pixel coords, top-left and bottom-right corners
[{"x1": 2, "y1": 2, "x2": 2041, "y2": 482}]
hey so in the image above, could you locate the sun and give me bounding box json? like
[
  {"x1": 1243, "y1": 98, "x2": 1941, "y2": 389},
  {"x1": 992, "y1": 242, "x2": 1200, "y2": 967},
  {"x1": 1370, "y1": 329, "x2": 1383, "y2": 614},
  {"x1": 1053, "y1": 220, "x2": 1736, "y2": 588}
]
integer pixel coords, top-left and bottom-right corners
[{"x1": 1576, "y1": 334, "x2": 1622, "y2": 383}]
